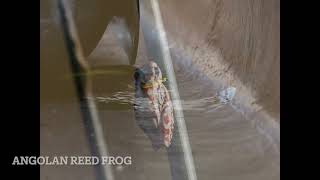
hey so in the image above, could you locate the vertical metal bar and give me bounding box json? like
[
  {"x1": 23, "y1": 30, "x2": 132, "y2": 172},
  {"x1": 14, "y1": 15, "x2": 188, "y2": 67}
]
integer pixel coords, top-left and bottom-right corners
[
  {"x1": 57, "y1": 1, "x2": 114, "y2": 180},
  {"x1": 139, "y1": 0, "x2": 198, "y2": 180}
]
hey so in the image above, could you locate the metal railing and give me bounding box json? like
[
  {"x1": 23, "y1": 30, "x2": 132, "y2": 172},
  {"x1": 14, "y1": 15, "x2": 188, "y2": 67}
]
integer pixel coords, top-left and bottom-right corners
[
  {"x1": 139, "y1": 1, "x2": 198, "y2": 180},
  {"x1": 57, "y1": 1, "x2": 113, "y2": 180}
]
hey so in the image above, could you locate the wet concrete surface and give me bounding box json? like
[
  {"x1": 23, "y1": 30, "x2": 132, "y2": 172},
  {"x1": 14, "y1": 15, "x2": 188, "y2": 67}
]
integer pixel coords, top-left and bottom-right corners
[{"x1": 156, "y1": 0, "x2": 280, "y2": 122}]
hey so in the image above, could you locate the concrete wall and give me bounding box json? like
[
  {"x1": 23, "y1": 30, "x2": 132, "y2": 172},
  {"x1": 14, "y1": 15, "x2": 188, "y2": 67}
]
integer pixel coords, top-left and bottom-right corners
[{"x1": 155, "y1": 0, "x2": 280, "y2": 122}]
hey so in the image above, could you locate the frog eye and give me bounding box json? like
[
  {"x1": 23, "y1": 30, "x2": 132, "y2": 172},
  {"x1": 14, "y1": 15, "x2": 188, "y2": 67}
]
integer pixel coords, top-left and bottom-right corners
[
  {"x1": 134, "y1": 68, "x2": 147, "y2": 84},
  {"x1": 154, "y1": 67, "x2": 159, "y2": 74},
  {"x1": 134, "y1": 70, "x2": 140, "y2": 81},
  {"x1": 154, "y1": 67, "x2": 162, "y2": 79}
]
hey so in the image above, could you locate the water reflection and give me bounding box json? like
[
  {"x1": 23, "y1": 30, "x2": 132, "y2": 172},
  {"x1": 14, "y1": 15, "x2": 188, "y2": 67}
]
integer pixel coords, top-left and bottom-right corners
[{"x1": 90, "y1": 86, "x2": 235, "y2": 112}]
